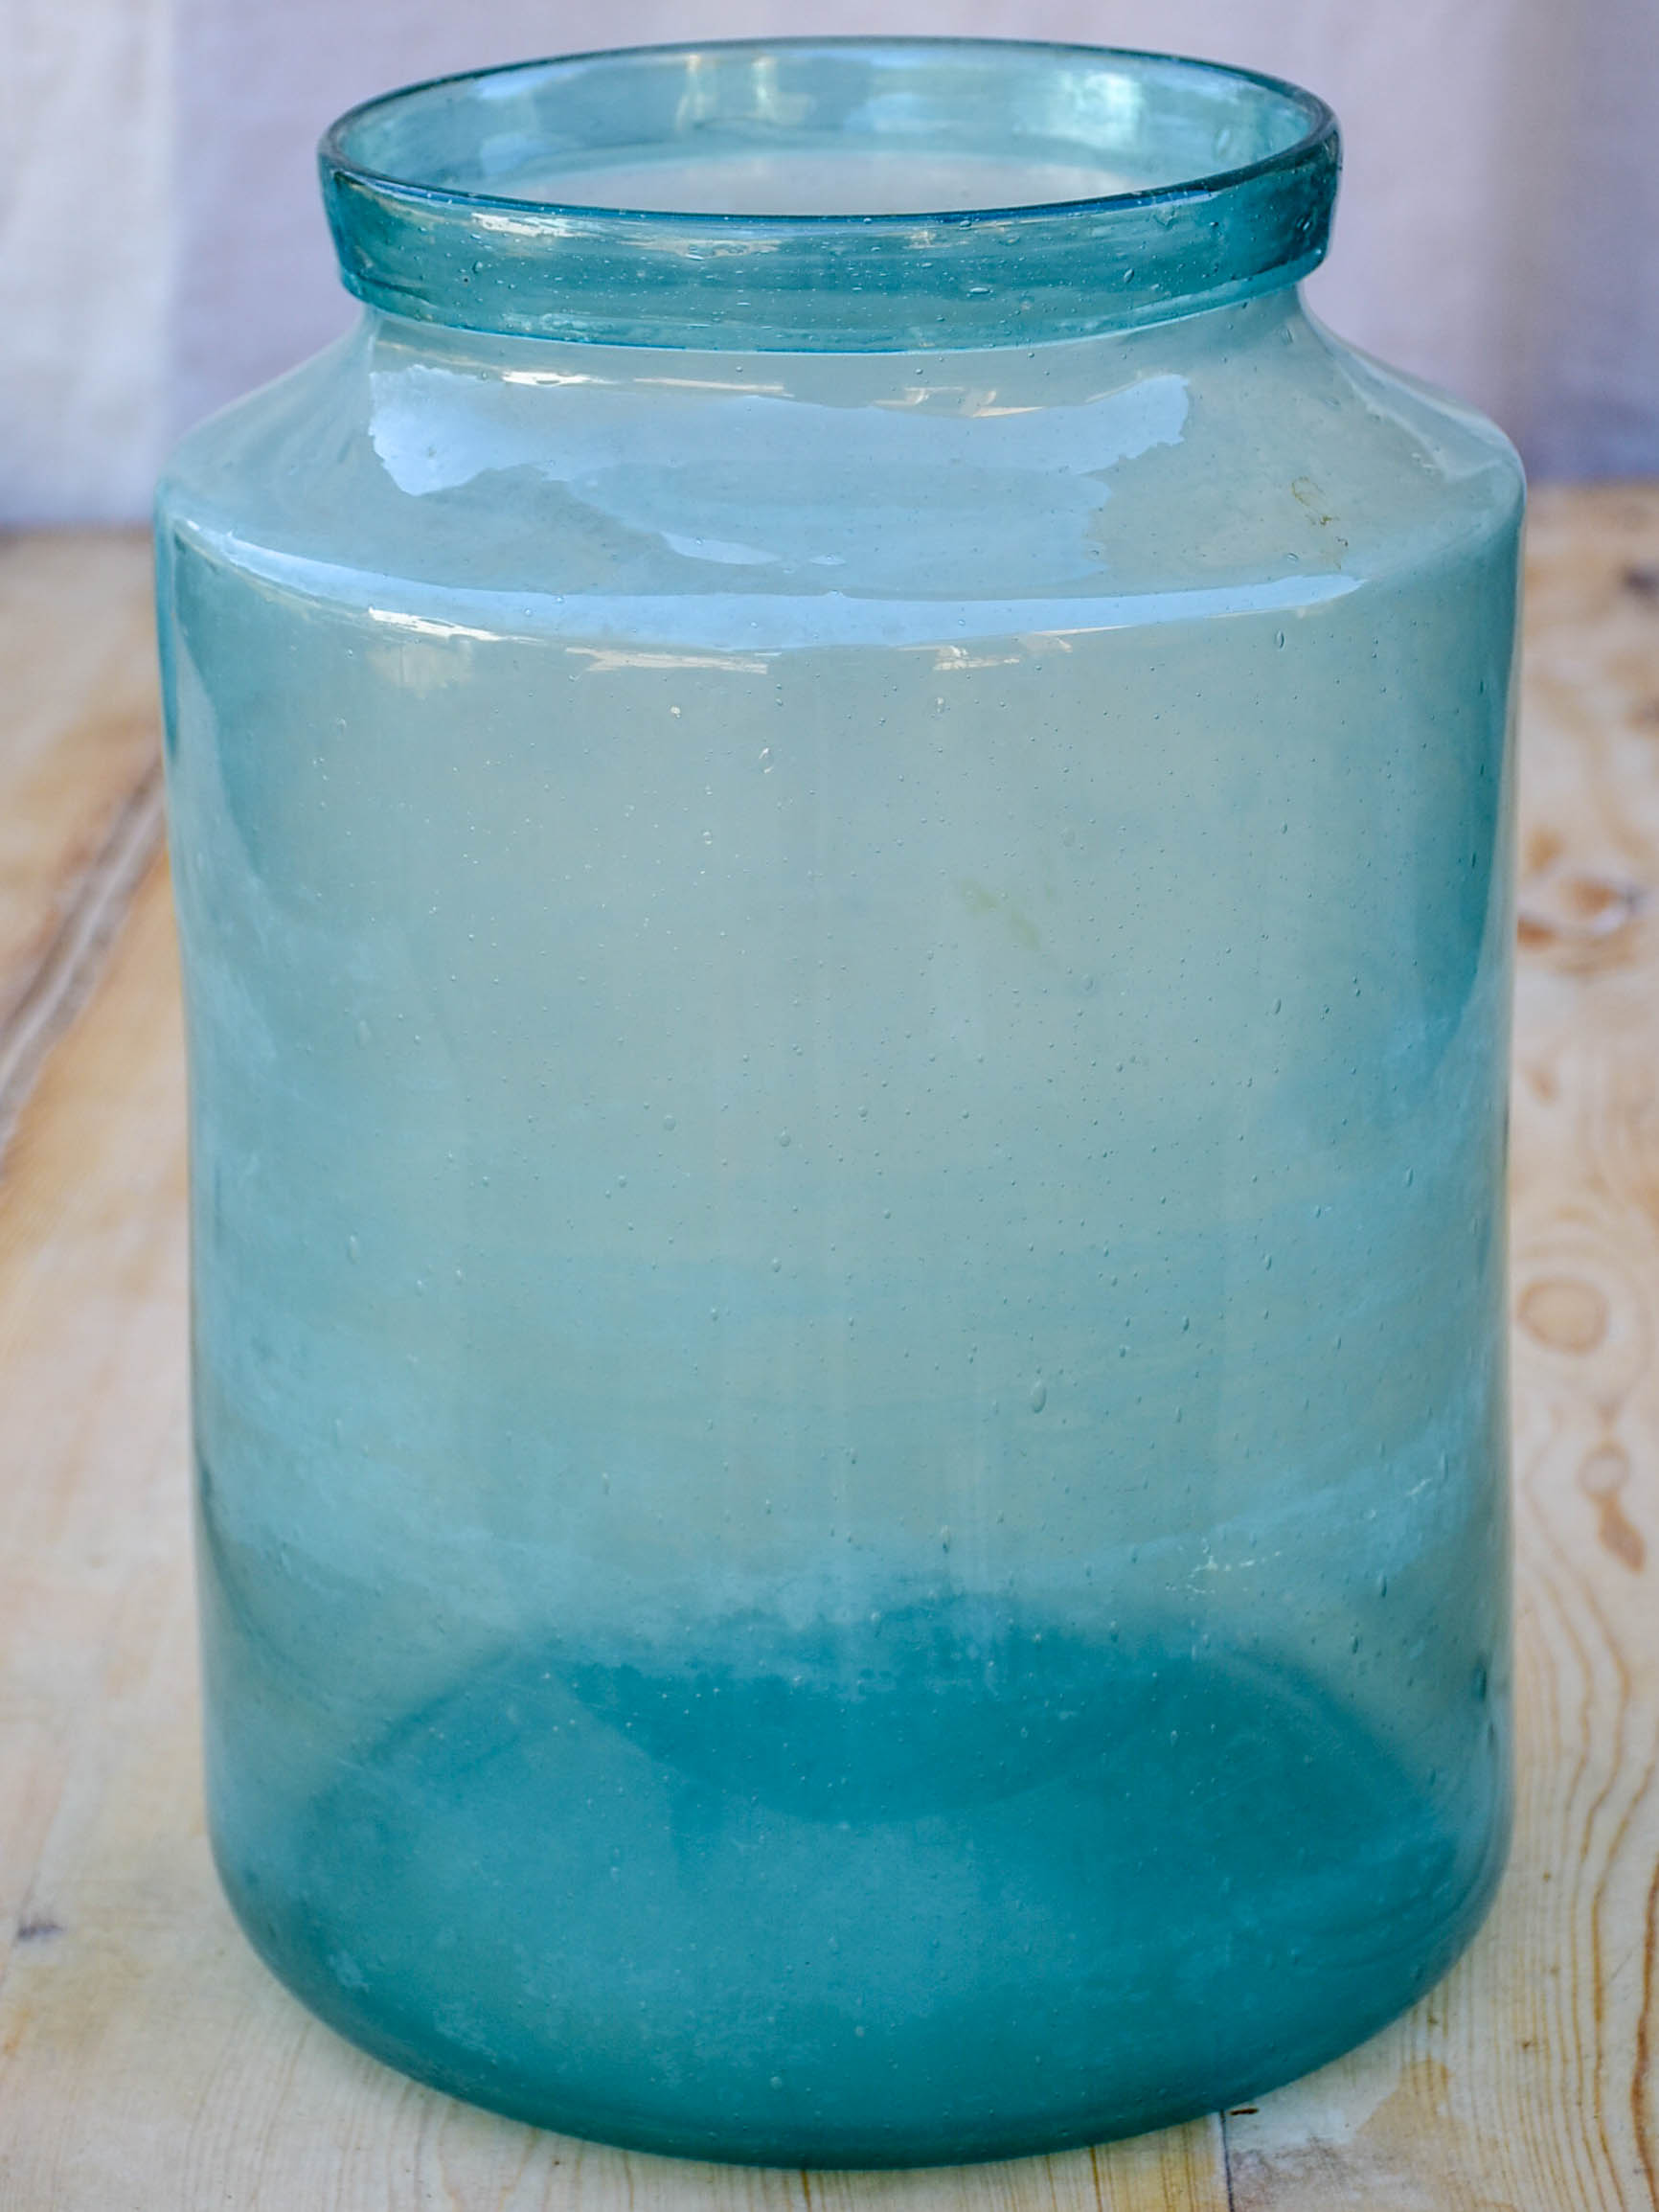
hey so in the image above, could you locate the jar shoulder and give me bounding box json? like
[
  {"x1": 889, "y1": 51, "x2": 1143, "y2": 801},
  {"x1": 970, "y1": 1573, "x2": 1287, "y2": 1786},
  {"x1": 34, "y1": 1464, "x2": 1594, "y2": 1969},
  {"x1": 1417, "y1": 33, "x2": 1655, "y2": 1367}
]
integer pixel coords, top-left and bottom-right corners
[{"x1": 157, "y1": 299, "x2": 1522, "y2": 613}]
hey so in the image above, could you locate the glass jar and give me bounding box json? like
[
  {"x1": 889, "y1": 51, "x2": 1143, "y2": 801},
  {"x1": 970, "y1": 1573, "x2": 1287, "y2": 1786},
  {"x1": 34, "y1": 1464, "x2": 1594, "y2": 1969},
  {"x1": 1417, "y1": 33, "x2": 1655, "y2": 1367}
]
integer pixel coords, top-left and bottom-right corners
[{"x1": 156, "y1": 38, "x2": 1521, "y2": 2170}]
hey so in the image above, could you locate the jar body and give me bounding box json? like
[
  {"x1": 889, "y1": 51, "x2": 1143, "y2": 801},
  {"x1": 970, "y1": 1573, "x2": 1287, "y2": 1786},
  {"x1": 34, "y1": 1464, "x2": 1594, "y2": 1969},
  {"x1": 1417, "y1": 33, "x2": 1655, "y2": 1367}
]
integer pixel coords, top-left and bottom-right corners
[{"x1": 158, "y1": 289, "x2": 1520, "y2": 2165}]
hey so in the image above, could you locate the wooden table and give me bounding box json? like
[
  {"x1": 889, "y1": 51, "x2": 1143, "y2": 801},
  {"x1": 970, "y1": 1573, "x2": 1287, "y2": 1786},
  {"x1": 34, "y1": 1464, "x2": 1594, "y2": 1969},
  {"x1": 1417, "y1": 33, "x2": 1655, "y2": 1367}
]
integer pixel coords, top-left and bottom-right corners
[{"x1": 1, "y1": 494, "x2": 1655, "y2": 2211}]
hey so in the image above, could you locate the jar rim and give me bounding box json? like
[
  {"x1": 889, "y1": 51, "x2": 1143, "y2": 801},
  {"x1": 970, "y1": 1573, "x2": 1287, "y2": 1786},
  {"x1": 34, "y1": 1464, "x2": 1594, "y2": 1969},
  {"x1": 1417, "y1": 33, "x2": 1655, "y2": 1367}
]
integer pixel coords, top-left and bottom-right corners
[{"x1": 320, "y1": 37, "x2": 1340, "y2": 353}]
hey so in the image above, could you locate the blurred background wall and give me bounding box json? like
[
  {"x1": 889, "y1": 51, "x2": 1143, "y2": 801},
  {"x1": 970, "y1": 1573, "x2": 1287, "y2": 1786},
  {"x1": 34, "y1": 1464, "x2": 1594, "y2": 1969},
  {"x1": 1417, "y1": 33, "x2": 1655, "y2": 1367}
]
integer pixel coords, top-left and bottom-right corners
[{"x1": 3, "y1": 0, "x2": 1655, "y2": 523}]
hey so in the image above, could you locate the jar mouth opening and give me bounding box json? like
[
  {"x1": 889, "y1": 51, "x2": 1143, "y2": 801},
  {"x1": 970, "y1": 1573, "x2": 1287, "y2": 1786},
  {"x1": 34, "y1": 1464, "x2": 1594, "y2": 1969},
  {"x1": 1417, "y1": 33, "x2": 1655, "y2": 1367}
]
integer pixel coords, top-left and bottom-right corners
[{"x1": 321, "y1": 37, "x2": 1339, "y2": 352}]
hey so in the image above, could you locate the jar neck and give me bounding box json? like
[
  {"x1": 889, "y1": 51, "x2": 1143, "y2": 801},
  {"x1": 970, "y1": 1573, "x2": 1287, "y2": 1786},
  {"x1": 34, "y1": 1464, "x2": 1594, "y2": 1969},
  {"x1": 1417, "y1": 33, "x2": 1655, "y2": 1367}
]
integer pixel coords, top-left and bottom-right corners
[
  {"x1": 322, "y1": 39, "x2": 1339, "y2": 355},
  {"x1": 357, "y1": 285, "x2": 1307, "y2": 401}
]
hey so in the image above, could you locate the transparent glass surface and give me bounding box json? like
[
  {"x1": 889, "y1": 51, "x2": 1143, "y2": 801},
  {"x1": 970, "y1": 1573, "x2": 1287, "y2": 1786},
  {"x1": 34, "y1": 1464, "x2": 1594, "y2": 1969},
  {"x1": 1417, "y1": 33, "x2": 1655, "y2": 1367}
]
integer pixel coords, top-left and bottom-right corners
[
  {"x1": 157, "y1": 38, "x2": 1521, "y2": 2170},
  {"x1": 319, "y1": 38, "x2": 1339, "y2": 348}
]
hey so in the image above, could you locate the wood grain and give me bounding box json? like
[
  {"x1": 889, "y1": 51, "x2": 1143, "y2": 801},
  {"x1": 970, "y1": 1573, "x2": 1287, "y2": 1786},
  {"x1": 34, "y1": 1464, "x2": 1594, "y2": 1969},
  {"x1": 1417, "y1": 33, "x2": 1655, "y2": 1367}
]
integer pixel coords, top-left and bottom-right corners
[
  {"x1": 0, "y1": 494, "x2": 1656, "y2": 2208},
  {"x1": 0, "y1": 529, "x2": 164, "y2": 1152}
]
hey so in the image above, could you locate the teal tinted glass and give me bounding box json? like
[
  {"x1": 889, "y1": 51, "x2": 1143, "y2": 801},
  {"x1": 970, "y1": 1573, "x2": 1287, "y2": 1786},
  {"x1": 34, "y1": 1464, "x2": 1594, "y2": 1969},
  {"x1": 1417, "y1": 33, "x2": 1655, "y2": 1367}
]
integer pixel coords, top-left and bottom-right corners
[
  {"x1": 322, "y1": 39, "x2": 1338, "y2": 347},
  {"x1": 159, "y1": 36, "x2": 1517, "y2": 2170}
]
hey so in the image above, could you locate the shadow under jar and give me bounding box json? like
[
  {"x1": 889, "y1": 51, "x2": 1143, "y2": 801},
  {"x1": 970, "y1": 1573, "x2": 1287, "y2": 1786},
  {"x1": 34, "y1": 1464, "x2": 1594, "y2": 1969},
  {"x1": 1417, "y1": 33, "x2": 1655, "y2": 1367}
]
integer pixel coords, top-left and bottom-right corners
[{"x1": 155, "y1": 37, "x2": 1522, "y2": 2170}]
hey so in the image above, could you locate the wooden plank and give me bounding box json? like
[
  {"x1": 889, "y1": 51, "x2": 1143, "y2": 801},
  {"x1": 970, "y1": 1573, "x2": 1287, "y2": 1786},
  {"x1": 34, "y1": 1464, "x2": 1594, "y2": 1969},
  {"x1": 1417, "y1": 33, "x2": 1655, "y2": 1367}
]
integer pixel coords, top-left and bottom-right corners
[
  {"x1": 0, "y1": 529, "x2": 163, "y2": 1147},
  {"x1": 0, "y1": 494, "x2": 1655, "y2": 2207}
]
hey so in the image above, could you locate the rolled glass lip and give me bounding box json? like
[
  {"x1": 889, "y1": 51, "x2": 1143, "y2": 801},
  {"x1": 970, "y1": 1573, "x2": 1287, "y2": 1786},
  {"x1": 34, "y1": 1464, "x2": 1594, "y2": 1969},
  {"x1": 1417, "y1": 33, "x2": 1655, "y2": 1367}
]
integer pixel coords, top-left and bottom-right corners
[{"x1": 320, "y1": 37, "x2": 1340, "y2": 353}]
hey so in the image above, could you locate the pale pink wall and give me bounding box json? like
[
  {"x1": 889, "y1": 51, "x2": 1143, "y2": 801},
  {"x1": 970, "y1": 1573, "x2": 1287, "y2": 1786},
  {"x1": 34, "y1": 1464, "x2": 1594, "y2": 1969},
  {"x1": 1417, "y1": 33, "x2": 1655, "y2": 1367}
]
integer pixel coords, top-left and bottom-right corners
[
  {"x1": 1525, "y1": 0, "x2": 1659, "y2": 479},
  {"x1": 1, "y1": 0, "x2": 173, "y2": 520}
]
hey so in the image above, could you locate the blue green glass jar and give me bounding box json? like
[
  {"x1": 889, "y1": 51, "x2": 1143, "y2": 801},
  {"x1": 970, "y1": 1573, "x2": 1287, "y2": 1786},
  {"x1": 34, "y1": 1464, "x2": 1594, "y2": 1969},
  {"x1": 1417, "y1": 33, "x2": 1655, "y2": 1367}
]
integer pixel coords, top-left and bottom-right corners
[{"x1": 156, "y1": 39, "x2": 1521, "y2": 2169}]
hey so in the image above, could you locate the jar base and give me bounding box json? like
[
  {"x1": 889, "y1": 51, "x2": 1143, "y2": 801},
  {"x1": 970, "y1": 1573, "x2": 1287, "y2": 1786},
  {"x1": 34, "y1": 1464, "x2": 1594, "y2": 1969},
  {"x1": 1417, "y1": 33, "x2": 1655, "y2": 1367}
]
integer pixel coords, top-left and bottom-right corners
[{"x1": 210, "y1": 1604, "x2": 1509, "y2": 2168}]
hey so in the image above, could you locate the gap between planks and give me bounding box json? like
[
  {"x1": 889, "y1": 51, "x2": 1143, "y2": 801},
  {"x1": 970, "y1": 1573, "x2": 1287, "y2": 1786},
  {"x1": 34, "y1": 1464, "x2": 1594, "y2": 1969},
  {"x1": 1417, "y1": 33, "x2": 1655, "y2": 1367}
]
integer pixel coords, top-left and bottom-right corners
[
  {"x1": 0, "y1": 526, "x2": 168, "y2": 1165},
  {"x1": 0, "y1": 761, "x2": 165, "y2": 1158}
]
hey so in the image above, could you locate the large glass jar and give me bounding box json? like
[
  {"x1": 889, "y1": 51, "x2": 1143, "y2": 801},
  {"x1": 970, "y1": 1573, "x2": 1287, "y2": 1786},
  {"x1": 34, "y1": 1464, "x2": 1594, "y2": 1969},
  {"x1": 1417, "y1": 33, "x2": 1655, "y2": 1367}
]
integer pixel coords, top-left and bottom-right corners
[{"x1": 156, "y1": 38, "x2": 1522, "y2": 2170}]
